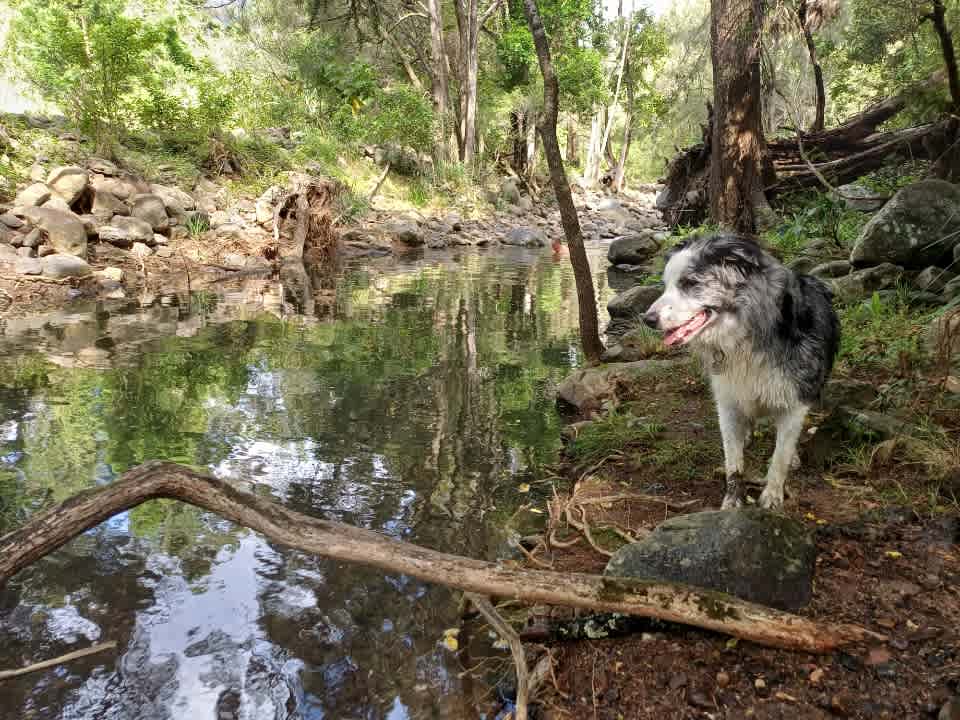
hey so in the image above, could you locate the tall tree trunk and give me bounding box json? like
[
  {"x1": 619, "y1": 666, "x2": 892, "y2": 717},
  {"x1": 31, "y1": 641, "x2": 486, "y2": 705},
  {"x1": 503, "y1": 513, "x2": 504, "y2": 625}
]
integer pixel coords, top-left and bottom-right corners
[
  {"x1": 709, "y1": 0, "x2": 769, "y2": 233},
  {"x1": 525, "y1": 112, "x2": 537, "y2": 179},
  {"x1": 613, "y1": 115, "x2": 632, "y2": 192},
  {"x1": 427, "y1": 0, "x2": 451, "y2": 157},
  {"x1": 521, "y1": 0, "x2": 604, "y2": 363},
  {"x1": 378, "y1": 22, "x2": 425, "y2": 91},
  {"x1": 584, "y1": 111, "x2": 603, "y2": 183},
  {"x1": 927, "y1": 0, "x2": 960, "y2": 112},
  {"x1": 511, "y1": 110, "x2": 527, "y2": 175},
  {"x1": 565, "y1": 115, "x2": 579, "y2": 164},
  {"x1": 797, "y1": 0, "x2": 826, "y2": 133}
]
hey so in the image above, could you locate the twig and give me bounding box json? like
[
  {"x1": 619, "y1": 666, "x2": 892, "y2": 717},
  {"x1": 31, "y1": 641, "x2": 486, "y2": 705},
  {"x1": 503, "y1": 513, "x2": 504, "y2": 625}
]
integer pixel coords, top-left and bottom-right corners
[
  {"x1": 467, "y1": 593, "x2": 529, "y2": 720},
  {"x1": 0, "y1": 641, "x2": 118, "y2": 681}
]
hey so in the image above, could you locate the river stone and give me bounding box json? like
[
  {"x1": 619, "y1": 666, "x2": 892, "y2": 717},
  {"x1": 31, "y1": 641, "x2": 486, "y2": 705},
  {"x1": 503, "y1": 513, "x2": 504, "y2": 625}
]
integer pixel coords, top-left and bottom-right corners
[
  {"x1": 14, "y1": 206, "x2": 87, "y2": 257},
  {"x1": 131, "y1": 242, "x2": 153, "y2": 259},
  {"x1": 834, "y1": 183, "x2": 887, "y2": 213},
  {"x1": 110, "y1": 216, "x2": 153, "y2": 243},
  {"x1": 131, "y1": 194, "x2": 169, "y2": 232},
  {"x1": 20, "y1": 228, "x2": 41, "y2": 248},
  {"x1": 90, "y1": 175, "x2": 139, "y2": 200},
  {"x1": 47, "y1": 166, "x2": 88, "y2": 204},
  {"x1": 92, "y1": 189, "x2": 128, "y2": 223},
  {"x1": 149, "y1": 183, "x2": 195, "y2": 214},
  {"x1": 43, "y1": 195, "x2": 73, "y2": 213},
  {"x1": 605, "y1": 509, "x2": 816, "y2": 611},
  {"x1": 98, "y1": 225, "x2": 131, "y2": 248},
  {"x1": 390, "y1": 222, "x2": 423, "y2": 246},
  {"x1": 607, "y1": 283, "x2": 664, "y2": 319},
  {"x1": 14, "y1": 183, "x2": 52, "y2": 207},
  {"x1": 850, "y1": 180, "x2": 960, "y2": 268},
  {"x1": 16, "y1": 246, "x2": 35, "y2": 258},
  {"x1": 557, "y1": 358, "x2": 685, "y2": 414},
  {"x1": 830, "y1": 263, "x2": 902, "y2": 302},
  {"x1": 87, "y1": 157, "x2": 119, "y2": 176},
  {"x1": 809, "y1": 260, "x2": 852, "y2": 279},
  {"x1": 14, "y1": 257, "x2": 42, "y2": 275},
  {"x1": 500, "y1": 178, "x2": 522, "y2": 205},
  {"x1": 608, "y1": 234, "x2": 659, "y2": 266},
  {"x1": 255, "y1": 185, "x2": 283, "y2": 224},
  {"x1": 0, "y1": 213, "x2": 24, "y2": 229},
  {"x1": 787, "y1": 256, "x2": 817, "y2": 274},
  {"x1": 914, "y1": 266, "x2": 956, "y2": 293},
  {"x1": 41, "y1": 253, "x2": 91, "y2": 279},
  {"x1": 503, "y1": 227, "x2": 546, "y2": 247}
]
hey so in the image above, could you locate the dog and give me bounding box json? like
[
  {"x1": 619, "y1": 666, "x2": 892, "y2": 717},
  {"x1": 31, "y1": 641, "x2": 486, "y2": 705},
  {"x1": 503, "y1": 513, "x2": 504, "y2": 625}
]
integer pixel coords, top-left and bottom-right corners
[{"x1": 642, "y1": 232, "x2": 840, "y2": 510}]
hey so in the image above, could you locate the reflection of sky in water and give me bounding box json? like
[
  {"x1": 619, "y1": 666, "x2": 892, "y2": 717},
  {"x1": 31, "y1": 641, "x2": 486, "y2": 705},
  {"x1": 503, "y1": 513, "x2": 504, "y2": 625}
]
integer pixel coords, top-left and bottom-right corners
[{"x1": 0, "y1": 245, "x2": 619, "y2": 720}]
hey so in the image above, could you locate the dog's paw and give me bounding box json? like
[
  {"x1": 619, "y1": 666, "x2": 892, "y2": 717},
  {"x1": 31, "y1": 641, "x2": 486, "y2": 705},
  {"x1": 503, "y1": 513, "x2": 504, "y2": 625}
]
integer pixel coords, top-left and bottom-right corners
[
  {"x1": 790, "y1": 453, "x2": 801, "y2": 470},
  {"x1": 758, "y1": 486, "x2": 784, "y2": 510},
  {"x1": 721, "y1": 492, "x2": 744, "y2": 509}
]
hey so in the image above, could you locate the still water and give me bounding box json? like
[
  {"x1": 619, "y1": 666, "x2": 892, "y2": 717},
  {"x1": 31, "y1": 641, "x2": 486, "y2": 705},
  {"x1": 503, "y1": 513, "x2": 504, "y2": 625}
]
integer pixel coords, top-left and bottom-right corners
[{"x1": 0, "y1": 244, "x2": 622, "y2": 719}]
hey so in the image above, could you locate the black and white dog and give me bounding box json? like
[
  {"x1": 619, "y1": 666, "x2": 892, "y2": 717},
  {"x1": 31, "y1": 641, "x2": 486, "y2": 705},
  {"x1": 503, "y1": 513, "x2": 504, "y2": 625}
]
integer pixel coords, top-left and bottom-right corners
[{"x1": 643, "y1": 233, "x2": 840, "y2": 510}]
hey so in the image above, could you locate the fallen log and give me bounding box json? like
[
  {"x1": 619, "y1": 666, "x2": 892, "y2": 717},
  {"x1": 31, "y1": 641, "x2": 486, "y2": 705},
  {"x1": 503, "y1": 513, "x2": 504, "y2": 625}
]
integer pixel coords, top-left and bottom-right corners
[{"x1": 0, "y1": 461, "x2": 882, "y2": 654}]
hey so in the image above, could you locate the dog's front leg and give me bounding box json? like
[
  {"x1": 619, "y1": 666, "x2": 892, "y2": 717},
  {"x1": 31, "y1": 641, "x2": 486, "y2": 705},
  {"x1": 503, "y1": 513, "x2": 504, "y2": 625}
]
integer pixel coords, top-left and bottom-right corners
[
  {"x1": 759, "y1": 405, "x2": 809, "y2": 510},
  {"x1": 716, "y1": 399, "x2": 749, "y2": 509}
]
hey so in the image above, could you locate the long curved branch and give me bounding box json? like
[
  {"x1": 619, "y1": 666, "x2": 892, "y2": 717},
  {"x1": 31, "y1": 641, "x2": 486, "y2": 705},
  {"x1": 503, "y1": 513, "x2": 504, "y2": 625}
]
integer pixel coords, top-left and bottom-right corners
[{"x1": 0, "y1": 461, "x2": 881, "y2": 654}]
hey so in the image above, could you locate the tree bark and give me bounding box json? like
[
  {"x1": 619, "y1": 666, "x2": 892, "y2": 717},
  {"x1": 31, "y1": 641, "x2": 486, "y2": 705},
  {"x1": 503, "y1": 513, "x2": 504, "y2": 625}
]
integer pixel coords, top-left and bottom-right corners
[
  {"x1": 926, "y1": 0, "x2": 960, "y2": 112},
  {"x1": 521, "y1": 0, "x2": 604, "y2": 363},
  {"x1": 378, "y1": 21, "x2": 425, "y2": 91},
  {"x1": 0, "y1": 461, "x2": 882, "y2": 654},
  {"x1": 427, "y1": 0, "x2": 451, "y2": 156},
  {"x1": 565, "y1": 115, "x2": 579, "y2": 165},
  {"x1": 709, "y1": 0, "x2": 768, "y2": 233},
  {"x1": 797, "y1": 0, "x2": 826, "y2": 133}
]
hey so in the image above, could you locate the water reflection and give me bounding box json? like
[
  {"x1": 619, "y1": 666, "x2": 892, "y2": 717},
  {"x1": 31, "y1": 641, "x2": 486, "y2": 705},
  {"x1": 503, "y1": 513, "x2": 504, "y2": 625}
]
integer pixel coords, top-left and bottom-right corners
[{"x1": 0, "y1": 245, "x2": 618, "y2": 719}]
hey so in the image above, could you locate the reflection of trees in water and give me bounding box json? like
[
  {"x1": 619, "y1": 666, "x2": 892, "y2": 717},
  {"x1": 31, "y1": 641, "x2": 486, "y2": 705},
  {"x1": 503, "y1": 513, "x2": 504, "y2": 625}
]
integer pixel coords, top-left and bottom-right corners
[{"x1": 0, "y1": 251, "x2": 603, "y2": 719}]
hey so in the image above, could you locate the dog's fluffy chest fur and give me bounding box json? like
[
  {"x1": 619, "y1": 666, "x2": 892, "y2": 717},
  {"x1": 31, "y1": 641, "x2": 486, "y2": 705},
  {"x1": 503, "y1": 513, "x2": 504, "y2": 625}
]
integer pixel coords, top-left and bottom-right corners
[{"x1": 703, "y1": 345, "x2": 801, "y2": 417}]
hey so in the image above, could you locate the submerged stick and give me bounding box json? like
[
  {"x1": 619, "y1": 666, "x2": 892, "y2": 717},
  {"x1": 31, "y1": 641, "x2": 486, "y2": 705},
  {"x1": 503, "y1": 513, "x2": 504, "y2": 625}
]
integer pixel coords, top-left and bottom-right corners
[
  {"x1": 0, "y1": 641, "x2": 118, "y2": 682},
  {"x1": 468, "y1": 594, "x2": 529, "y2": 720},
  {"x1": 0, "y1": 461, "x2": 882, "y2": 654}
]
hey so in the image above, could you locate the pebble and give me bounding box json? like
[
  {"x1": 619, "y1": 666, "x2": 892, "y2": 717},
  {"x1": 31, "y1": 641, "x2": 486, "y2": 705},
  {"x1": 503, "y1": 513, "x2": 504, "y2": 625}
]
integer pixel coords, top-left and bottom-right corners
[{"x1": 809, "y1": 667, "x2": 824, "y2": 685}]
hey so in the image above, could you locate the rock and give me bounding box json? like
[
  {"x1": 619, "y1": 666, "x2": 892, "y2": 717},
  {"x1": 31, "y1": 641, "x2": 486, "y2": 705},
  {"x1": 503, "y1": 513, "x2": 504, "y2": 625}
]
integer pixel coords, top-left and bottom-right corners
[
  {"x1": 37, "y1": 244, "x2": 53, "y2": 258},
  {"x1": 0, "y1": 244, "x2": 18, "y2": 259},
  {"x1": 110, "y1": 216, "x2": 153, "y2": 243},
  {"x1": 131, "y1": 194, "x2": 169, "y2": 232},
  {"x1": 557, "y1": 359, "x2": 685, "y2": 414},
  {"x1": 214, "y1": 223, "x2": 244, "y2": 240},
  {"x1": 41, "y1": 253, "x2": 91, "y2": 279},
  {"x1": 834, "y1": 183, "x2": 887, "y2": 212},
  {"x1": 500, "y1": 178, "x2": 521, "y2": 205},
  {"x1": 607, "y1": 284, "x2": 664, "y2": 319},
  {"x1": 151, "y1": 233, "x2": 168, "y2": 246},
  {"x1": 16, "y1": 246, "x2": 34, "y2": 258},
  {"x1": 28, "y1": 163, "x2": 47, "y2": 182},
  {"x1": 0, "y1": 213, "x2": 24, "y2": 229},
  {"x1": 927, "y1": 313, "x2": 960, "y2": 361},
  {"x1": 91, "y1": 189, "x2": 128, "y2": 223},
  {"x1": 42, "y1": 195, "x2": 72, "y2": 213},
  {"x1": 517, "y1": 196, "x2": 533, "y2": 212},
  {"x1": 914, "y1": 266, "x2": 956, "y2": 293},
  {"x1": 503, "y1": 227, "x2": 547, "y2": 247},
  {"x1": 87, "y1": 157, "x2": 119, "y2": 176},
  {"x1": 155, "y1": 246, "x2": 175, "y2": 259},
  {"x1": 850, "y1": 180, "x2": 960, "y2": 268},
  {"x1": 388, "y1": 223, "x2": 422, "y2": 246},
  {"x1": 131, "y1": 242, "x2": 153, "y2": 259},
  {"x1": 97, "y1": 225, "x2": 131, "y2": 248},
  {"x1": 787, "y1": 256, "x2": 817, "y2": 274},
  {"x1": 90, "y1": 176, "x2": 139, "y2": 200},
  {"x1": 20, "y1": 228, "x2": 41, "y2": 249},
  {"x1": 0, "y1": 225, "x2": 7, "y2": 244},
  {"x1": 222, "y1": 252, "x2": 246, "y2": 269},
  {"x1": 14, "y1": 257, "x2": 42, "y2": 275},
  {"x1": 46, "y1": 166, "x2": 88, "y2": 204},
  {"x1": 14, "y1": 183, "x2": 52, "y2": 207},
  {"x1": 14, "y1": 207, "x2": 87, "y2": 257},
  {"x1": 95, "y1": 266, "x2": 124, "y2": 283},
  {"x1": 605, "y1": 509, "x2": 816, "y2": 611},
  {"x1": 255, "y1": 185, "x2": 283, "y2": 225},
  {"x1": 149, "y1": 183, "x2": 195, "y2": 214},
  {"x1": 809, "y1": 260, "x2": 851, "y2": 279},
  {"x1": 842, "y1": 407, "x2": 910, "y2": 439},
  {"x1": 830, "y1": 263, "x2": 903, "y2": 302},
  {"x1": 608, "y1": 234, "x2": 659, "y2": 266},
  {"x1": 820, "y1": 378, "x2": 878, "y2": 411}
]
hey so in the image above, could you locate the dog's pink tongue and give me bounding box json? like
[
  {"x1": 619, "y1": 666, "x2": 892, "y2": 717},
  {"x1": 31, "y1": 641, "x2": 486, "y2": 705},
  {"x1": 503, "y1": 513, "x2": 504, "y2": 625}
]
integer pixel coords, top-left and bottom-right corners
[{"x1": 664, "y1": 311, "x2": 707, "y2": 346}]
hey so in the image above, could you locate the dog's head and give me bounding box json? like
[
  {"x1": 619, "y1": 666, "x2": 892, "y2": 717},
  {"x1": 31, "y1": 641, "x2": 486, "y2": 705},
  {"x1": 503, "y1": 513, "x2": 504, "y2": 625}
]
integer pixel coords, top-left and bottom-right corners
[{"x1": 643, "y1": 233, "x2": 768, "y2": 347}]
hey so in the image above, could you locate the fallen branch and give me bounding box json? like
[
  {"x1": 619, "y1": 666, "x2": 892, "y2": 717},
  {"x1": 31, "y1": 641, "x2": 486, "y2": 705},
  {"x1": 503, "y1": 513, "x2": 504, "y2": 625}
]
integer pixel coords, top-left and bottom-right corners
[
  {"x1": 0, "y1": 461, "x2": 883, "y2": 654},
  {"x1": 0, "y1": 641, "x2": 117, "y2": 682},
  {"x1": 0, "y1": 274, "x2": 82, "y2": 285},
  {"x1": 467, "y1": 594, "x2": 530, "y2": 720}
]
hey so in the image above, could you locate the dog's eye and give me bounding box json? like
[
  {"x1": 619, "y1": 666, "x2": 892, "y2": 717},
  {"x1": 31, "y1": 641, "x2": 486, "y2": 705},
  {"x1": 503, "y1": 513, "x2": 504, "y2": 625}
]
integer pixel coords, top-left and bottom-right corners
[{"x1": 678, "y1": 277, "x2": 698, "y2": 291}]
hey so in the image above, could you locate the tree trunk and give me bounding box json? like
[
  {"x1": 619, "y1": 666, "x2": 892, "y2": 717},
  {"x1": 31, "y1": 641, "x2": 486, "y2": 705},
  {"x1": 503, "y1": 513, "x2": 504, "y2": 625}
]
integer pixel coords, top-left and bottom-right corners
[
  {"x1": 378, "y1": 21, "x2": 425, "y2": 91},
  {"x1": 797, "y1": 0, "x2": 826, "y2": 133},
  {"x1": 565, "y1": 115, "x2": 579, "y2": 165},
  {"x1": 521, "y1": 0, "x2": 604, "y2": 363},
  {"x1": 584, "y1": 111, "x2": 603, "y2": 184},
  {"x1": 427, "y1": 0, "x2": 451, "y2": 157},
  {"x1": 927, "y1": 0, "x2": 960, "y2": 112},
  {"x1": 525, "y1": 113, "x2": 537, "y2": 179},
  {"x1": 612, "y1": 115, "x2": 632, "y2": 193},
  {"x1": 709, "y1": 0, "x2": 768, "y2": 233},
  {"x1": 0, "y1": 461, "x2": 882, "y2": 654},
  {"x1": 511, "y1": 109, "x2": 527, "y2": 176}
]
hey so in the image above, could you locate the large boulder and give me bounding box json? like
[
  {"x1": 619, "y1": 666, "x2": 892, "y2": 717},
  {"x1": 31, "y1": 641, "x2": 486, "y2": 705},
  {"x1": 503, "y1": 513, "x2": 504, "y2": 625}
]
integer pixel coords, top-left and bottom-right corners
[
  {"x1": 914, "y1": 266, "x2": 956, "y2": 293},
  {"x1": 255, "y1": 185, "x2": 284, "y2": 225},
  {"x1": 91, "y1": 190, "x2": 128, "y2": 223},
  {"x1": 110, "y1": 216, "x2": 154, "y2": 244},
  {"x1": 499, "y1": 178, "x2": 522, "y2": 206},
  {"x1": 41, "y1": 253, "x2": 91, "y2": 279},
  {"x1": 14, "y1": 207, "x2": 87, "y2": 257},
  {"x1": 149, "y1": 184, "x2": 195, "y2": 215},
  {"x1": 607, "y1": 283, "x2": 664, "y2": 319},
  {"x1": 14, "y1": 183, "x2": 52, "y2": 207},
  {"x1": 808, "y1": 260, "x2": 851, "y2": 279},
  {"x1": 503, "y1": 227, "x2": 547, "y2": 247},
  {"x1": 833, "y1": 183, "x2": 887, "y2": 213},
  {"x1": 391, "y1": 223, "x2": 423, "y2": 246},
  {"x1": 47, "y1": 166, "x2": 89, "y2": 205},
  {"x1": 607, "y1": 234, "x2": 659, "y2": 266},
  {"x1": 131, "y1": 194, "x2": 169, "y2": 232},
  {"x1": 90, "y1": 175, "x2": 141, "y2": 200},
  {"x1": 830, "y1": 263, "x2": 902, "y2": 302},
  {"x1": 605, "y1": 509, "x2": 816, "y2": 611},
  {"x1": 850, "y1": 180, "x2": 960, "y2": 268},
  {"x1": 557, "y1": 359, "x2": 684, "y2": 414}
]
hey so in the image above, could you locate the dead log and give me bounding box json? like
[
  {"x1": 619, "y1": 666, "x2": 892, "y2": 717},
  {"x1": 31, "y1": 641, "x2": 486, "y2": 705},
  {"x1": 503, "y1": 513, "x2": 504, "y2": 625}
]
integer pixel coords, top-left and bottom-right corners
[
  {"x1": 0, "y1": 461, "x2": 883, "y2": 654},
  {"x1": 271, "y1": 174, "x2": 343, "y2": 264}
]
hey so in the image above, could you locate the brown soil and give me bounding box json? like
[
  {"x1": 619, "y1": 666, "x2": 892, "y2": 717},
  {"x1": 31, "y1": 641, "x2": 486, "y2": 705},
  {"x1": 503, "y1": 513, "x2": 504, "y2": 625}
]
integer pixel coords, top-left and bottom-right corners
[{"x1": 520, "y1": 361, "x2": 960, "y2": 720}]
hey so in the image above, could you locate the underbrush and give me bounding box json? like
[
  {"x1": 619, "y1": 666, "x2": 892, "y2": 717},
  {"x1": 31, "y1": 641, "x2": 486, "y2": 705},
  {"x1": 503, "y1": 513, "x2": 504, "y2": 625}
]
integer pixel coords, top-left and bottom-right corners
[
  {"x1": 764, "y1": 190, "x2": 867, "y2": 261},
  {"x1": 566, "y1": 409, "x2": 664, "y2": 466}
]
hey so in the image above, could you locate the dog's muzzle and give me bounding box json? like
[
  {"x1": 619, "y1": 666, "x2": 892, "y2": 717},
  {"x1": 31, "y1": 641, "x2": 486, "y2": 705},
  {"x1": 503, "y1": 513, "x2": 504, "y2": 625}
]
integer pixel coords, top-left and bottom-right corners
[{"x1": 642, "y1": 309, "x2": 659, "y2": 329}]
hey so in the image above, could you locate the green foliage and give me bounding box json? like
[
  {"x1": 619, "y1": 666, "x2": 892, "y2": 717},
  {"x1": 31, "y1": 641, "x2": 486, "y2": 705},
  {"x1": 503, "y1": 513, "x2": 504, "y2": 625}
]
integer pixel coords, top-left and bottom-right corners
[
  {"x1": 566, "y1": 409, "x2": 663, "y2": 465},
  {"x1": 838, "y1": 288, "x2": 934, "y2": 370},
  {"x1": 764, "y1": 192, "x2": 868, "y2": 260},
  {"x1": 364, "y1": 86, "x2": 435, "y2": 153}
]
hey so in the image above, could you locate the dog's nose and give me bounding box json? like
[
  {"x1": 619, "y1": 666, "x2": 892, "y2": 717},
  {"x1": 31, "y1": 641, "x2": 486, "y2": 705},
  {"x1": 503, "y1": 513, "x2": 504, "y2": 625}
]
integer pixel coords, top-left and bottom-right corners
[{"x1": 642, "y1": 309, "x2": 659, "y2": 329}]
